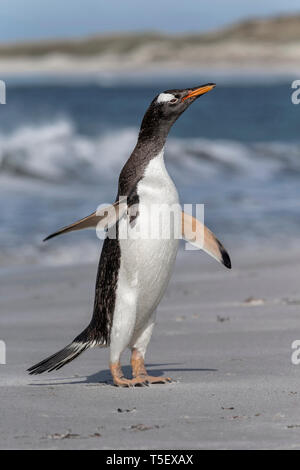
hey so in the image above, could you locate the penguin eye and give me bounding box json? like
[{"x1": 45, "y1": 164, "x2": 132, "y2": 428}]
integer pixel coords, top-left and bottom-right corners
[{"x1": 169, "y1": 98, "x2": 178, "y2": 104}]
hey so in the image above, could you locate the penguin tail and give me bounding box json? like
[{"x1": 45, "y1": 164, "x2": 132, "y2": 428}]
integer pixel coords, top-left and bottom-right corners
[{"x1": 28, "y1": 329, "x2": 99, "y2": 375}]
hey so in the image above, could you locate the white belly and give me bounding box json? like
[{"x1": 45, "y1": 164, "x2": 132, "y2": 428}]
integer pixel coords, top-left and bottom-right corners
[{"x1": 118, "y1": 151, "x2": 180, "y2": 328}]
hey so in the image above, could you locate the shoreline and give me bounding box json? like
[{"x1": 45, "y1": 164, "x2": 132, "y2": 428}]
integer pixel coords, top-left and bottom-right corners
[{"x1": 0, "y1": 60, "x2": 300, "y2": 83}]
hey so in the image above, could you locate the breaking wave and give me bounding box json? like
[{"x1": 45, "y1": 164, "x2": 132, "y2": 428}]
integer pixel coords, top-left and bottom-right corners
[
  {"x1": 1, "y1": 118, "x2": 300, "y2": 267},
  {"x1": 0, "y1": 118, "x2": 299, "y2": 185}
]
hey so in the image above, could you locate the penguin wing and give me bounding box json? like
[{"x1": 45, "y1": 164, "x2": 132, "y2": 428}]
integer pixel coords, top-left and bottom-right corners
[
  {"x1": 181, "y1": 212, "x2": 231, "y2": 269},
  {"x1": 44, "y1": 199, "x2": 127, "y2": 242}
]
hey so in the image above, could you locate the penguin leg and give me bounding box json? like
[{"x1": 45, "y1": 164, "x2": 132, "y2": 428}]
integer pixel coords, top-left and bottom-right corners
[
  {"x1": 130, "y1": 313, "x2": 172, "y2": 385},
  {"x1": 109, "y1": 281, "x2": 149, "y2": 387}
]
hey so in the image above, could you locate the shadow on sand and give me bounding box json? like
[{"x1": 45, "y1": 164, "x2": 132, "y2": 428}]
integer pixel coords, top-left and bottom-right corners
[{"x1": 29, "y1": 363, "x2": 218, "y2": 386}]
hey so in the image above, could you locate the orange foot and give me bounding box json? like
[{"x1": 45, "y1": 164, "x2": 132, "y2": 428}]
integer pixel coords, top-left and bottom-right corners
[
  {"x1": 131, "y1": 349, "x2": 172, "y2": 385},
  {"x1": 113, "y1": 376, "x2": 150, "y2": 387},
  {"x1": 110, "y1": 361, "x2": 149, "y2": 387},
  {"x1": 138, "y1": 374, "x2": 172, "y2": 384}
]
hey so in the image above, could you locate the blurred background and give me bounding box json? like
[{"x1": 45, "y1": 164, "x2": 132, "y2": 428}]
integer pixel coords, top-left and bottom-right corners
[{"x1": 0, "y1": 0, "x2": 300, "y2": 267}]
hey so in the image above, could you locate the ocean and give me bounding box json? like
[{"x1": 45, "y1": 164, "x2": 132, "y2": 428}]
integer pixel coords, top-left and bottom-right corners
[{"x1": 0, "y1": 76, "x2": 299, "y2": 266}]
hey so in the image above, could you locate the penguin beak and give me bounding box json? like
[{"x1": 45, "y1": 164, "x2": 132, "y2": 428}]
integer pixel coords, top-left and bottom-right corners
[{"x1": 182, "y1": 83, "x2": 216, "y2": 101}]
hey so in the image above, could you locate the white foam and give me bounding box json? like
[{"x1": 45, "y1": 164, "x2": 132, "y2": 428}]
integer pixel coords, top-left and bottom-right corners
[
  {"x1": 0, "y1": 120, "x2": 299, "y2": 185},
  {"x1": 1, "y1": 128, "x2": 300, "y2": 269},
  {"x1": 0, "y1": 120, "x2": 138, "y2": 183}
]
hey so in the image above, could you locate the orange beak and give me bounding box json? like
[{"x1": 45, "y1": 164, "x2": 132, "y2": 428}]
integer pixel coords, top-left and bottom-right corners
[{"x1": 182, "y1": 83, "x2": 216, "y2": 101}]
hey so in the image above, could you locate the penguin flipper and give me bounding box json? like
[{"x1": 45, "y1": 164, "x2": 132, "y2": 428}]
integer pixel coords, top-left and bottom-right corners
[
  {"x1": 181, "y1": 212, "x2": 231, "y2": 269},
  {"x1": 44, "y1": 199, "x2": 127, "y2": 242}
]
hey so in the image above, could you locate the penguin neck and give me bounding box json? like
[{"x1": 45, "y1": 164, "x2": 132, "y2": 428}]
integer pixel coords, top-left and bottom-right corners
[
  {"x1": 138, "y1": 122, "x2": 170, "y2": 144},
  {"x1": 118, "y1": 123, "x2": 170, "y2": 197},
  {"x1": 135, "y1": 124, "x2": 169, "y2": 164}
]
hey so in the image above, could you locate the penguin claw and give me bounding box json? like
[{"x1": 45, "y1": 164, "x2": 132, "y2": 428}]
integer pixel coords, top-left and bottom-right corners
[
  {"x1": 137, "y1": 375, "x2": 172, "y2": 385},
  {"x1": 132, "y1": 378, "x2": 150, "y2": 387},
  {"x1": 113, "y1": 377, "x2": 150, "y2": 387},
  {"x1": 112, "y1": 374, "x2": 171, "y2": 387}
]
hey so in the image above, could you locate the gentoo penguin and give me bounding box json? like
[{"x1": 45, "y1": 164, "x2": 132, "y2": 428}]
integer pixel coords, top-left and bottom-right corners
[{"x1": 28, "y1": 83, "x2": 231, "y2": 386}]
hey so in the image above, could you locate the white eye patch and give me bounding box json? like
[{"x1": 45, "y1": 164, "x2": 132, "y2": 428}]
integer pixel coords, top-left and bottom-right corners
[{"x1": 156, "y1": 93, "x2": 175, "y2": 104}]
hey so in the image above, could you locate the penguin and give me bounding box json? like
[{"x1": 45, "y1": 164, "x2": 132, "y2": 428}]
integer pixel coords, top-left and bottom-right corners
[{"x1": 28, "y1": 83, "x2": 231, "y2": 386}]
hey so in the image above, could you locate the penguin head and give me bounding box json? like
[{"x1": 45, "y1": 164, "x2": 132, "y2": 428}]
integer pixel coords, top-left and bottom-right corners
[
  {"x1": 155, "y1": 83, "x2": 216, "y2": 113},
  {"x1": 139, "y1": 83, "x2": 216, "y2": 138}
]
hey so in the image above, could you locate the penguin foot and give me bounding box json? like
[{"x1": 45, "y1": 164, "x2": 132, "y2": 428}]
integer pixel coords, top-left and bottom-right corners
[
  {"x1": 113, "y1": 376, "x2": 150, "y2": 387},
  {"x1": 138, "y1": 374, "x2": 172, "y2": 384},
  {"x1": 110, "y1": 361, "x2": 149, "y2": 387},
  {"x1": 131, "y1": 349, "x2": 172, "y2": 385}
]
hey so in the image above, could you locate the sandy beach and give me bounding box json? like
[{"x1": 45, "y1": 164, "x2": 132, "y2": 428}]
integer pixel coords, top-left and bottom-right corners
[
  {"x1": 1, "y1": 246, "x2": 300, "y2": 449},
  {"x1": 2, "y1": 2, "x2": 300, "y2": 453}
]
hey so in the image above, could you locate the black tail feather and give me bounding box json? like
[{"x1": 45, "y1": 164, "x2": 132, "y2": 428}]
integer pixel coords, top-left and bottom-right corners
[{"x1": 28, "y1": 340, "x2": 92, "y2": 375}]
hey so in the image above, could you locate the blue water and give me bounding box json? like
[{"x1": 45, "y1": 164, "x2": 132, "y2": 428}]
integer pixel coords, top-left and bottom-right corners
[
  {"x1": 2, "y1": 82, "x2": 298, "y2": 140},
  {"x1": 0, "y1": 79, "x2": 299, "y2": 265}
]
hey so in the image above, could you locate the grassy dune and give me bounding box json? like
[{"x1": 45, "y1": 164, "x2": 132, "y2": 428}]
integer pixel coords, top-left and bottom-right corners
[
  {"x1": 1, "y1": 15, "x2": 300, "y2": 73},
  {"x1": 0, "y1": 15, "x2": 300, "y2": 57}
]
